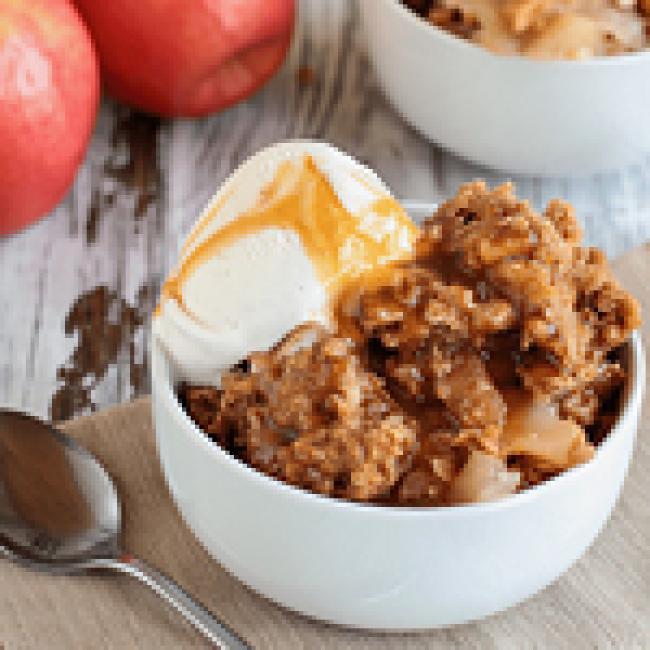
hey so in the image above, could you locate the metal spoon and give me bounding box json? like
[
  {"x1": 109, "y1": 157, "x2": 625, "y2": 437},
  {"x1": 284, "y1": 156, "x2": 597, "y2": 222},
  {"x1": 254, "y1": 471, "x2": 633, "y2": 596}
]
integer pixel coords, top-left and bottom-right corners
[{"x1": 0, "y1": 409, "x2": 249, "y2": 649}]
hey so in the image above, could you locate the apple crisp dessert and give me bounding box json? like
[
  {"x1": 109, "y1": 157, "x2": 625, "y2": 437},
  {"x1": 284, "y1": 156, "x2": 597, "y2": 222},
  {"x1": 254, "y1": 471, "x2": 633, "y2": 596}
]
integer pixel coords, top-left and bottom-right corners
[{"x1": 180, "y1": 182, "x2": 640, "y2": 506}]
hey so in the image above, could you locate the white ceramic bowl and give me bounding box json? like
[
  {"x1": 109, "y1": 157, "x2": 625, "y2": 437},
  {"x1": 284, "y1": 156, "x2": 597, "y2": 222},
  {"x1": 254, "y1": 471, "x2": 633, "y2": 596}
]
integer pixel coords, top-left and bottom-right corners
[
  {"x1": 360, "y1": 0, "x2": 650, "y2": 175},
  {"x1": 151, "y1": 302, "x2": 645, "y2": 629},
  {"x1": 151, "y1": 334, "x2": 643, "y2": 630}
]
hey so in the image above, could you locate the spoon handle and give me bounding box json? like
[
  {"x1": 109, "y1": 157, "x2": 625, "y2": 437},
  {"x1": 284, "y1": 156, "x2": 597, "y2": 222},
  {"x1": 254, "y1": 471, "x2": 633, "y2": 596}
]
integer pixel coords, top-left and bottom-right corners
[{"x1": 110, "y1": 555, "x2": 250, "y2": 649}]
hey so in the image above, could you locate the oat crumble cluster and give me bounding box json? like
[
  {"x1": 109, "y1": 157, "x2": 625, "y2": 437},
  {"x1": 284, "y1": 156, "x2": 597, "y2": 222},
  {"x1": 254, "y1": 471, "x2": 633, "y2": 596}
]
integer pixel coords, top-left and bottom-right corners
[
  {"x1": 180, "y1": 182, "x2": 640, "y2": 506},
  {"x1": 403, "y1": 0, "x2": 650, "y2": 58}
]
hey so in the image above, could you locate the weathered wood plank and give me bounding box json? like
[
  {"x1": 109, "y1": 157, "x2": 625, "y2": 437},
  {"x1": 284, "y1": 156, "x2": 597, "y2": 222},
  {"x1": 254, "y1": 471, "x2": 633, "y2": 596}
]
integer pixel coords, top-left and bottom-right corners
[
  {"x1": 0, "y1": 104, "x2": 166, "y2": 419},
  {"x1": 1, "y1": 0, "x2": 649, "y2": 421}
]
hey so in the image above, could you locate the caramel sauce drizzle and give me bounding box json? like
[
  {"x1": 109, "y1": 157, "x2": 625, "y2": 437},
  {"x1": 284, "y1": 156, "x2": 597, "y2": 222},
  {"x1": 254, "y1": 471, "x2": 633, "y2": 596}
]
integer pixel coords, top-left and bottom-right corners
[{"x1": 159, "y1": 155, "x2": 417, "y2": 319}]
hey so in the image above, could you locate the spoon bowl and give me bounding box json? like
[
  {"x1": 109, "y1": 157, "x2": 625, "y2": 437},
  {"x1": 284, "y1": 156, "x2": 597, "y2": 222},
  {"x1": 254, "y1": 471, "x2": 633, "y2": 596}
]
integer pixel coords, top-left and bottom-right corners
[
  {"x1": 0, "y1": 411, "x2": 120, "y2": 565},
  {"x1": 0, "y1": 409, "x2": 248, "y2": 649}
]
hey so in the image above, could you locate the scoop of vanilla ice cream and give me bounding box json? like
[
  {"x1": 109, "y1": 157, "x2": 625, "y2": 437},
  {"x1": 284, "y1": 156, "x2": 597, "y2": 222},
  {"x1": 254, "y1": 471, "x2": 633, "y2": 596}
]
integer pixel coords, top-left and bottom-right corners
[{"x1": 154, "y1": 141, "x2": 417, "y2": 384}]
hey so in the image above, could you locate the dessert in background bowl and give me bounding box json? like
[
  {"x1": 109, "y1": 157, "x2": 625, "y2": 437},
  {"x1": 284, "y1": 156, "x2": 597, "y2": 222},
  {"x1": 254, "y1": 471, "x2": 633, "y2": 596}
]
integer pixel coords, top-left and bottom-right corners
[
  {"x1": 403, "y1": 0, "x2": 649, "y2": 58},
  {"x1": 360, "y1": 0, "x2": 650, "y2": 174},
  {"x1": 151, "y1": 141, "x2": 644, "y2": 629}
]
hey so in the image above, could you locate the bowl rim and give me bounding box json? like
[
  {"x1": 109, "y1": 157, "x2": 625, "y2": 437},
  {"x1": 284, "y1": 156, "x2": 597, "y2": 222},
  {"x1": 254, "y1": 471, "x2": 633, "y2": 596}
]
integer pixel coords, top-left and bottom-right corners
[
  {"x1": 152, "y1": 328, "x2": 645, "y2": 518},
  {"x1": 370, "y1": 0, "x2": 650, "y2": 67}
]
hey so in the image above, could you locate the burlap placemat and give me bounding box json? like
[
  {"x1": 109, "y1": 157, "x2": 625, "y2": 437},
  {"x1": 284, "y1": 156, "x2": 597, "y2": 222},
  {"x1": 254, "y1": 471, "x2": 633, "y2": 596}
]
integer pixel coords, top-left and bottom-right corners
[{"x1": 1, "y1": 248, "x2": 649, "y2": 649}]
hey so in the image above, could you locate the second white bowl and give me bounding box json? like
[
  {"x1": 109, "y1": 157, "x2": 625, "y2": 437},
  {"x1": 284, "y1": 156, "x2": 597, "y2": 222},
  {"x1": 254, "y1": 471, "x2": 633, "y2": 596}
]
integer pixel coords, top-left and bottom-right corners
[{"x1": 361, "y1": 0, "x2": 650, "y2": 175}]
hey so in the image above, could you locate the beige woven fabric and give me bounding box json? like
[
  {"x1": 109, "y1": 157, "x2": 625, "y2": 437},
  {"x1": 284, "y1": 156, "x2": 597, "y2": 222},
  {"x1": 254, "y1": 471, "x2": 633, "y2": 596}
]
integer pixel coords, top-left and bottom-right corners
[{"x1": 1, "y1": 248, "x2": 649, "y2": 650}]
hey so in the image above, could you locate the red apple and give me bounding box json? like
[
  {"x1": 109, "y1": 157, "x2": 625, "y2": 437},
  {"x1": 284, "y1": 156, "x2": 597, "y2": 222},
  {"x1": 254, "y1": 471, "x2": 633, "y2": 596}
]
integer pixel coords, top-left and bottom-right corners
[
  {"x1": 74, "y1": 0, "x2": 296, "y2": 117},
  {"x1": 0, "y1": 0, "x2": 99, "y2": 237}
]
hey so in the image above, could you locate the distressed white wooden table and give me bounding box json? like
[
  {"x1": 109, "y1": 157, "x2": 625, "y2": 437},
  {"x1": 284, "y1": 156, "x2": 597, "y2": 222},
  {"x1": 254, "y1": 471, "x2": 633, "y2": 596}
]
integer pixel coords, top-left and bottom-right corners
[{"x1": 2, "y1": 0, "x2": 650, "y2": 421}]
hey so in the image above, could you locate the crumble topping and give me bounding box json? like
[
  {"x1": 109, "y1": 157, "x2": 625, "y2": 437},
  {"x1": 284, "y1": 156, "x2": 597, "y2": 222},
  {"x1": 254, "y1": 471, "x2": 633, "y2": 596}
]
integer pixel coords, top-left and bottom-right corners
[{"x1": 182, "y1": 323, "x2": 417, "y2": 501}]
